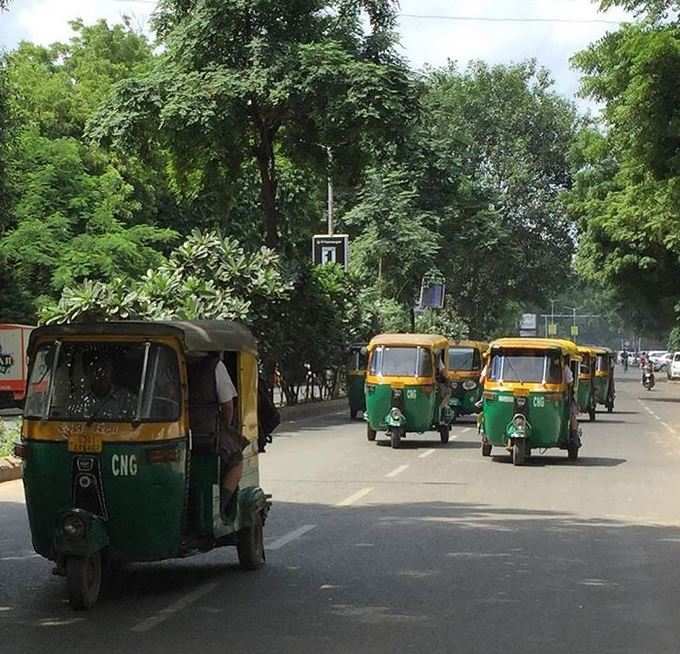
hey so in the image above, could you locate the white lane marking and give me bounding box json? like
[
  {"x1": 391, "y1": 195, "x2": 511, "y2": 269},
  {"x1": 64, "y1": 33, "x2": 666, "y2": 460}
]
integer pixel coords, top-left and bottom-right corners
[
  {"x1": 660, "y1": 421, "x2": 678, "y2": 435},
  {"x1": 459, "y1": 427, "x2": 472, "y2": 433},
  {"x1": 131, "y1": 582, "x2": 218, "y2": 633},
  {"x1": 336, "y1": 487, "x2": 374, "y2": 506},
  {"x1": 385, "y1": 464, "x2": 409, "y2": 478},
  {"x1": 267, "y1": 524, "x2": 316, "y2": 551},
  {"x1": 418, "y1": 448, "x2": 436, "y2": 459}
]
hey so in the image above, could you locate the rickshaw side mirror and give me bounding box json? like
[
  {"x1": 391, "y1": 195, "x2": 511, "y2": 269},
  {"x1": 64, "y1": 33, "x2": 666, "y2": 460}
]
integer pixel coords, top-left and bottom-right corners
[{"x1": 360, "y1": 347, "x2": 368, "y2": 356}]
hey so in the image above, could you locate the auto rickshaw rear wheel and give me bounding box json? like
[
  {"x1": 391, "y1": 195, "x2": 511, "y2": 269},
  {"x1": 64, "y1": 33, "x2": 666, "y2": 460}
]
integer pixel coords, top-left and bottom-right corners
[
  {"x1": 567, "y1": 444, "x2": 579, "y2": 461},
  {"x1": 607, "y1": 400, "x2": 614, "y2": 413},
  {"x1": 589, "y1": 404, "x2": 596, "y2": 422},
  {"x1": 481, "y1": 440, "x2": 492, "y2": 457},
  {"x1": 66, "y1": 552, "x2": 102, "y2": 610},
  {"x1": 439, "y1": 425, "x2": 450, "y2": 444},
  {"x1": 390, "y1": 429, "x2": 403, "y2": 449},
  {"x1": 366, "y1": 425, "x2": 376, "y2": 441},
  {"x1": 511, "y1": 440, "x2": 526, "y2": 466},
  {"x1": 237, "y1": 510, "x2": 265, "y2": 571}
]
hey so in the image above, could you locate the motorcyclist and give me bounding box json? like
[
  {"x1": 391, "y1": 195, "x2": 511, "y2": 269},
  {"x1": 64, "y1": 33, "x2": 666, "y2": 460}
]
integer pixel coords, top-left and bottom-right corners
[{"x1": 642, "y1": 360, "x2": 655, "y2": 388}]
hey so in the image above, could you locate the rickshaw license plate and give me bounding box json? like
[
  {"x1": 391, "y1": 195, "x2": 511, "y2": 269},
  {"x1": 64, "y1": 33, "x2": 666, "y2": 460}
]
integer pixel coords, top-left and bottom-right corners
[{"x1": 67, "y1": 435, "x2": 103, "y2": 453}]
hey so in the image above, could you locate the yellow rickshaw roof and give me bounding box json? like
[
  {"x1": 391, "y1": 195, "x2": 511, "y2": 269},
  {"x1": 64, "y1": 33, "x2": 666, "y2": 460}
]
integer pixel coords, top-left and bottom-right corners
[
  {"x1": 448, "y1": 339, "x2": 489, "y2": 353},
  {"x1": 368, "y1": 333, "x2": 449, "y2": 351},
  {"x1": 29, "y1": 320, "x2": 258, "y2": 355},
  {"x1": 489, "y1": 337, "x2": 581, "y2": 358},
  {"x1": 577, "y1": 344, "x2": 598, "y2": 356},
  {"x1": 586, "y1": 345, "x2": 614, "y2": 354}
]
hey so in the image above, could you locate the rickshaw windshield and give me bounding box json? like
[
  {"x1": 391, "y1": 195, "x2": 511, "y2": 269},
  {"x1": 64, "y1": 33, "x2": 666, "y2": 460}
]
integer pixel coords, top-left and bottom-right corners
[
  {"x1": 24, "y1": 341, "x2": 180, "y2": 422},
  {"x1": 596, "y1": 354, "x2": 610, "y2": 372},
  {"x1": 369, "y1": 346, "x2": 433, "y2": 377},
  {"x1": 448, "y1": 347, "x2": 481, "y2": 371},
  {"x1": 489, "y1": 348, "x2": 562, "y2": 384}
]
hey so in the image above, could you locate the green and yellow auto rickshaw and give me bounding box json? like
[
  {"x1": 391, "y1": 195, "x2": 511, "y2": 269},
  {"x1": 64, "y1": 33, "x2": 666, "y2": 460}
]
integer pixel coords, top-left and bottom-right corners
[
  {"x1": 593, "y1": 346, "x2": 616, "y2": 412},
  {"x1": 14, "y1": 320, "x2": 270, "y2": 610},
  {"x1": 447, "y1": 339, "x2": 489, "y2": 421},
  {"x1": 364, "y1": 333, "x2": 452, "y2": 448},
  {"x1": 480, "y1": 338, "x2": 582, "y2": 465},
  {"x1": 347, "y1": 343, "x2": 368, "y2": 420},
  {"x1": 576, "y1": 345, "x2": 597, "y2": 422}
]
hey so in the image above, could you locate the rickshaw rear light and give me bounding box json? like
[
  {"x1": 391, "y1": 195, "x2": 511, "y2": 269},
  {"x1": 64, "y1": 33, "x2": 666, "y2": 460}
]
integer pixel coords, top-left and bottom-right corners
[{"x1": 13, "y1": 442, "x2": 28, "y2": 460}]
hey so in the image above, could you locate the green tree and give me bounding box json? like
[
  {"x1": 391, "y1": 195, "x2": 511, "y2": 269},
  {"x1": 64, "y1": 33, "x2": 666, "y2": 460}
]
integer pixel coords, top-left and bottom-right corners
[
  {"x1": 569, "y1": 21, "x2": 680, "y2": 331},
  {"x1": 89, "y1": 0, "x2": 417, "y2": 250}
]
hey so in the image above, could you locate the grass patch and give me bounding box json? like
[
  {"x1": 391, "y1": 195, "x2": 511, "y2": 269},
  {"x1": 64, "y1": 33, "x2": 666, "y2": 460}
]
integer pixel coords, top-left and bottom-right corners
[{"x1": 0, "y1": 419, "x2": 20, "y2": 458}]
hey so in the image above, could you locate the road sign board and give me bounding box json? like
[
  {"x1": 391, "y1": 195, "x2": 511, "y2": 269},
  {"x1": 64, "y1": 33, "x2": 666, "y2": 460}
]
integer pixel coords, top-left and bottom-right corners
[
  {"x1": 571, "y1": 325, "x2": 579, "y2": 336},
  {"x1": 520, "y1": 313, "x2": 537, "y2": 330},
  {"x1": 418, "y1": 281, "x2": 446, "y2": 309},
  {"x1": 548, "y1": 323, "x2": 557, "y2": 336},
  {"x1": 312, "y1": 234, "x2": 349, "y2": 271}
]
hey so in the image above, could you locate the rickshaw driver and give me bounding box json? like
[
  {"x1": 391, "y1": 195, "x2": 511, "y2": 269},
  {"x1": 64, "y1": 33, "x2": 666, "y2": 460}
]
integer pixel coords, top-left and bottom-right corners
[{"x1": 71, "y1": 354, "x2": 137, "y2": 420}]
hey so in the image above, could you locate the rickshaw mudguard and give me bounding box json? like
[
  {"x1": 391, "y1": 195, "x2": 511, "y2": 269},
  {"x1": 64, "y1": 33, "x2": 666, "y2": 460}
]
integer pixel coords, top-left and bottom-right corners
[
  {"x1": 236, "y1": 486, "x2": 270, "y2": 530},
  {"x1": 53, "y1": 509, "x2": 109, "y2": 558},
  {"x1": 505, "y1": 418, "x2": 532, "y2": 442},
  {"x1": 385, "y1": 409, "x2": 407, "y2": 428}
]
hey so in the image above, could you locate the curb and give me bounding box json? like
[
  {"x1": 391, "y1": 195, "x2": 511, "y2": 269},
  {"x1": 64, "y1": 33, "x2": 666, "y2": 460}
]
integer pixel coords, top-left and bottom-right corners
[
  {"x1": 0, "y1": 456, "x2": 22, "y2": 484},
  {"x1": 279, "y1": 397, "x2": 347, "y2": 423},
  {"x1": 0, "y1": 398, "x2": 348, "y2": 484}
]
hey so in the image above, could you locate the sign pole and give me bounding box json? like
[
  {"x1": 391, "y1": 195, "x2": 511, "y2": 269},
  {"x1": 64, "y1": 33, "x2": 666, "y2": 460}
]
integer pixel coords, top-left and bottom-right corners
[{"x1": 327, "y1": 147, "x2": 333, "y2": 236}]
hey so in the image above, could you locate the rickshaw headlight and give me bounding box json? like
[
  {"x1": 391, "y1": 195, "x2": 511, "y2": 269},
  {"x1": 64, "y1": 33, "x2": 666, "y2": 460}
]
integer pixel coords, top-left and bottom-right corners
[
  {"x1": 63, "y1": 514, "x2": 86, "y2": 539},
  {"x1": 462, "y1": 380, "x2": 477, "y2": 391},
  {"x1": 512, "y1": 414, "x2": 527, "y2": 430},
  {"x1": 390, "y1": 408, "x2": 404, "y2": 421},
  {"x1": 450, "y1": 382, "x2": 459, "y2": 389}
]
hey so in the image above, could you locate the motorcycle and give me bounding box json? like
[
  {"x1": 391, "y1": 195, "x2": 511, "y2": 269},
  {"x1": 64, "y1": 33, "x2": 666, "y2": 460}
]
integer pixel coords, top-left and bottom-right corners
[{"x1": 642, "y1": 368, "x2": 655, "y2": 390}]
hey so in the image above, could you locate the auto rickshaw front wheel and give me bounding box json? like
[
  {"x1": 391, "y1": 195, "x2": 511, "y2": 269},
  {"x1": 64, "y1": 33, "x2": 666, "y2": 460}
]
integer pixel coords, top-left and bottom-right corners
[
  {"x1": 237, "y1": 510, "x2": 265, "y2": 571},
  {"x1": 511, "y1": 440, "x2": 527, "y2": 466},
  {"x1": 390, "y1": 428, "x2": 403, "y2": 449},
  {"x1": 481, "y1": 440, "x2": 492, "y2": 457},
  {"x1": 366, "y1": 425, "x2": 377, "y2": 441},
  {"x1": 66, "y1": 552, "x2": 103, "y2": 610}
]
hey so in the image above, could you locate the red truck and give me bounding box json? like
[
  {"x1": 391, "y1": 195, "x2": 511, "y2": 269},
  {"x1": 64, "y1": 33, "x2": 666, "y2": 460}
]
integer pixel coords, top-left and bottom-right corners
[{"x1": 0, "y1": 324, "x2": 34, "y2": 408}]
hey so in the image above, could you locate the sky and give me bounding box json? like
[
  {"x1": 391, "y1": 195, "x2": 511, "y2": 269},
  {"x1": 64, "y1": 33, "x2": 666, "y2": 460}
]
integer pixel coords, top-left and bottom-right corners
[{"x1": 0, "y1": 0, "x2": 632, "y2": 112}]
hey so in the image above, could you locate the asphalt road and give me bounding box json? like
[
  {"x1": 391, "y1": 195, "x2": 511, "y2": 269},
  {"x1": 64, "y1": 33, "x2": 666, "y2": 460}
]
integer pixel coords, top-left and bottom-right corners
[{"x1": 3, "y1": 369, "x2": 680, "y2": 653}]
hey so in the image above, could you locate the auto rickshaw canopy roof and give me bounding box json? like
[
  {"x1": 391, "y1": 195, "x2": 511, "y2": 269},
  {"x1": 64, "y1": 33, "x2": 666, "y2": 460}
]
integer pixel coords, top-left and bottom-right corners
[
  {"x1": 489, "y1": 337, "x2": 581, "y2": 359},
  {"x1": 588, "y1": 345, "x2": 614, "y2": 355},
  {"x1": 28, "y1": 320, "x2": 258, "y2": 355},
  {"x1": 368, "y1": 333, "x2": 449, "y2": 352},
  {"x1": 577, "y1": 344, "x2": 598, "y2": 357}
]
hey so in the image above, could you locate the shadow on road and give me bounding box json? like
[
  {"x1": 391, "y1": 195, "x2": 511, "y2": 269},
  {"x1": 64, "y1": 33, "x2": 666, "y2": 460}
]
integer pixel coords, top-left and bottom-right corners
[
  {"x1": 2, "y1": 498, "x2": 679, "y2": 653},
  {"x1": 490, "y1": 454, "x2": 626, "y2": 467}
]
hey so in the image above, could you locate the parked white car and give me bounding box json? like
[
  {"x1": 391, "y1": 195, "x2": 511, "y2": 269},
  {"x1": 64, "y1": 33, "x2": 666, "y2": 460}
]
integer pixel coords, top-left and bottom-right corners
[
  {"x1": 667, "y1": 352, "x2": 680, "y2": 380},
  {"x1": 648, "y1": 350, "x2": 669, "y2": 371}
]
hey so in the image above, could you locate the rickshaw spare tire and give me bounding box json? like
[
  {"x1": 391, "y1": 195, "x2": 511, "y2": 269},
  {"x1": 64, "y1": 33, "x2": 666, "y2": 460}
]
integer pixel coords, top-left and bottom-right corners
[
  {"x1": 367, "y1": 425, "x2": 377, "y2": 442},
  {"x1": 439, "y1": 424, "x2": 450, "y2": 444},
  {"x1": 66, "y1": 552, "x2": 102, "y2": 610},
  {"x1": 481, "y1": 440, "x2": 492, "y2": 457},
  {"x1": 237, "y1": 510, "x2": 265, "y2": 571},
  {"x1": 390, "y1": 429, "x2": 402, "y2": 449},
  {"x1": 511, "y1": 440, "x2": 526, "y2": 466}
]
